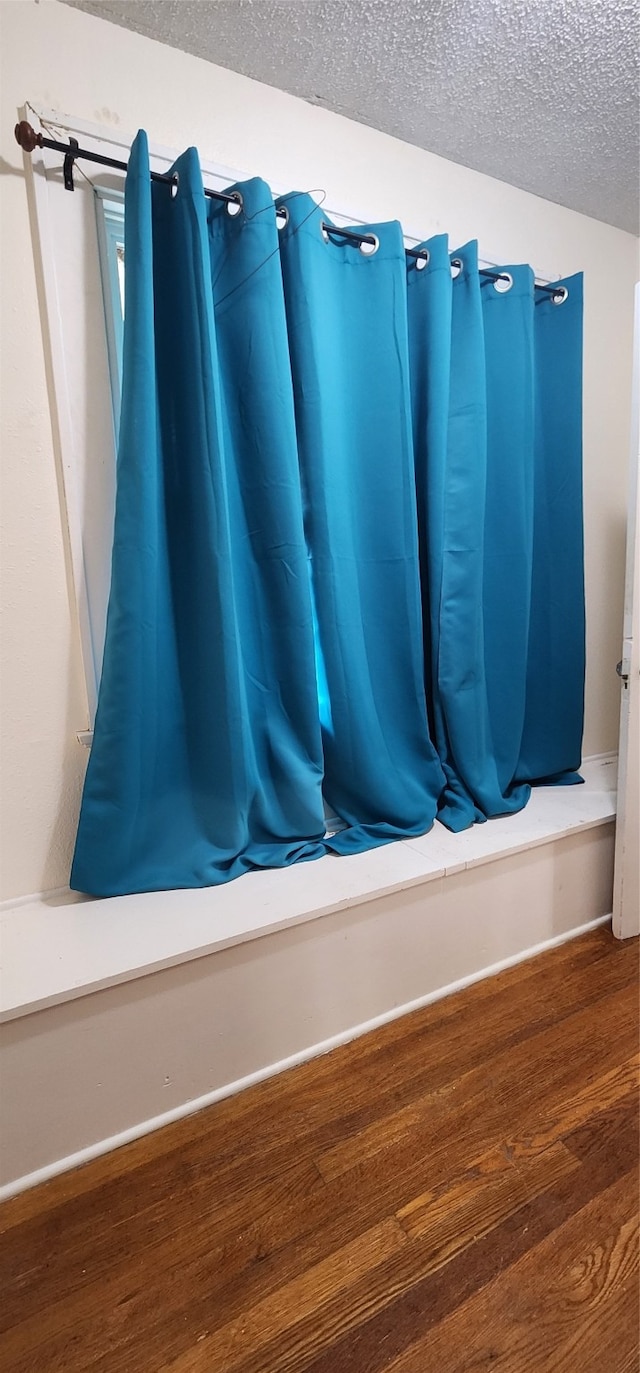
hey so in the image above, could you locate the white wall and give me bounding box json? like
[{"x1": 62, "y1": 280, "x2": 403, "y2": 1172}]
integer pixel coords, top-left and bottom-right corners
[{"x1": 1, "y1": 0, "x2": 638, "y2": 903}]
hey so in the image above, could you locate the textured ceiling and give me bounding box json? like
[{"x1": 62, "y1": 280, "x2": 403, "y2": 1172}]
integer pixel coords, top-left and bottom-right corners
[{"x1": 62, "y1": 0, "x2": 639, "y2": 233}]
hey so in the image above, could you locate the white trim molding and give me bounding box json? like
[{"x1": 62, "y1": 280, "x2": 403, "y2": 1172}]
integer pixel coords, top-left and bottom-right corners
[{"x1": 0, "y1": 757, "x2": 617, "y2": 1024}]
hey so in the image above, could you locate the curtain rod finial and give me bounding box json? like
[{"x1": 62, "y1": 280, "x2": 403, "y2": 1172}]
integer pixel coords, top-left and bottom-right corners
[{"x1": 15, "y1": 120, "x2": 43, "y2": 153}]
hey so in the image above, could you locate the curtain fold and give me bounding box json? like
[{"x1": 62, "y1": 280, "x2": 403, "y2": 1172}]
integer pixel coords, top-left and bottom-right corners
[
  {"x1": 71, "y1": 133, "x2": 585, "y2": 897},
  {"x1": 481, "y1": 262, "x2": 535, "y2": 798},
  {"x1": 517, "y1": 273, "x2": 585, "y2": 784},
  {"x1": 276, "y1": 195, "x2": 445, "y2": 852},
  {"x1": 71, "y1": 133, "x2": 326, "y2": 896},
  {"x1": 408, "y1": 241, "x2": 532, "y2": 830}
]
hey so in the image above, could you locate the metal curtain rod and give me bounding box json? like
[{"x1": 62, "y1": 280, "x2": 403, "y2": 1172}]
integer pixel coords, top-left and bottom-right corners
[{"x1": 14, "y1": 121, "x2": 563, "y2": 296}]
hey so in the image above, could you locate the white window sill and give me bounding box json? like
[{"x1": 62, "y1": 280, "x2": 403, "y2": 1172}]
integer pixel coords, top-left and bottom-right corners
[{"x1": 0, "y1": 756, "x2": 616, "y2": 1025}]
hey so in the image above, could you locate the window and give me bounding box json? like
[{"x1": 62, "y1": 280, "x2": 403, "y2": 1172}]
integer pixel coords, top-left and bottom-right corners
[{"x1": 94, "y1": 189, "x2": 125, "y2": 432}]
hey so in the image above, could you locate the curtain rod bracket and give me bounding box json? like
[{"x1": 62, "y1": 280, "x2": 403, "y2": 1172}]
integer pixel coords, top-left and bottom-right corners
[
  {"x1": 63, "y1": 138, "x2": 79, "y2": 192},
  {"x1": 15, "y1": 119, "x2": 79, "y2": 191}
]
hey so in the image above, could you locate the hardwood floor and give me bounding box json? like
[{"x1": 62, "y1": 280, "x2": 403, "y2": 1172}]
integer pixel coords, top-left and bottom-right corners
[{"x1": 1, "y1": 925, "x2": 638, "y2": 1372}]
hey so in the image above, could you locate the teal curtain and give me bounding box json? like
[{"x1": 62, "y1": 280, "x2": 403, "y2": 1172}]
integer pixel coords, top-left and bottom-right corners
[
  {"x1": 518, "y1": 274, "x2": 585, "y2": 783},
  {"x1": 71, "y1": 133, "x2": 326, "y2": 895},
  {"x1": 276, "y1": 196, "x2": 444, "y2": 851},
  {"x1": 71, "y1": 133, "x2": 585, "y2": 896},
  {"x1": 408, "y1": 239, "x2": 583, "y2": 831}
]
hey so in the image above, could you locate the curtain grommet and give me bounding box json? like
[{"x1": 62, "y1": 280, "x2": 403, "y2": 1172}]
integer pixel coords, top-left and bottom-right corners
[
  {"x1": 276, "y1": 205, "x2": 289, "y2": 230},
  {"x1": 450, "y1": 257, "x2": 463, "y2": 278},
  {"x1": 493, "y1": 271, "x2": 514, "y2": 294},
  {"x1": 226, "y1": 191, "x2": 243, "y2": 218},
  {"x1": 415, "y1": 249, "x2": 429, "y2": 270},
  {"x1": 170, "y1": 172, "x2": 179, "y2": 199},
  {"x1": 552, "y1": 286, "x2": 569, "y2": 305},
  {"x1": 359, "y1": 233, "x2": 379, "y2": 257}
]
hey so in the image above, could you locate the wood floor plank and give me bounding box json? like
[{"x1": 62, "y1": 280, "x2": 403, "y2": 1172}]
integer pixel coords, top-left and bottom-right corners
[
  {"x1": 562, "y1": 1088, "x2": 639, "y2": 1164},
  {"x1": 395, "y1": 1140, "x2": 578, "y2": 1250},
  {"x1": 172, "y1": 1143, "x2": 577, "y2": 1373},
  {"x1": 300, "y1": 1120, "x2": 638, "y2": 1373},
  {"x1": 507, "y1": 1053, "x2": 639, "y2": 1157},
  {"x1": 70, "y1": 1053, "x2": 637, "y2": 1373},
  {"x1": 0, "y1": 1159, "x2": 326, "y2": 1344},
  {"x1": 383, "y1": 1172, "x2": 639, "y2": 1373},
  {"x1": 163, "y1": 1219, "x2": 408, "y2": 1373},
  {"x1": 0, "y1": 926, "x2": 637, "y2": 1373},
  {"x1": 3, "y1": 1045, "x2": 629, "y2": 1367},
  {"x1": 315, "y1": 986, "x2": 638, "y2": 1182}
]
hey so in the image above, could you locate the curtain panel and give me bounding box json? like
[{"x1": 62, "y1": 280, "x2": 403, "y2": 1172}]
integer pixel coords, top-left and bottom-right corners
[{"x1": 71, "y1": 132, "x2": 584, "y2": 897}]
